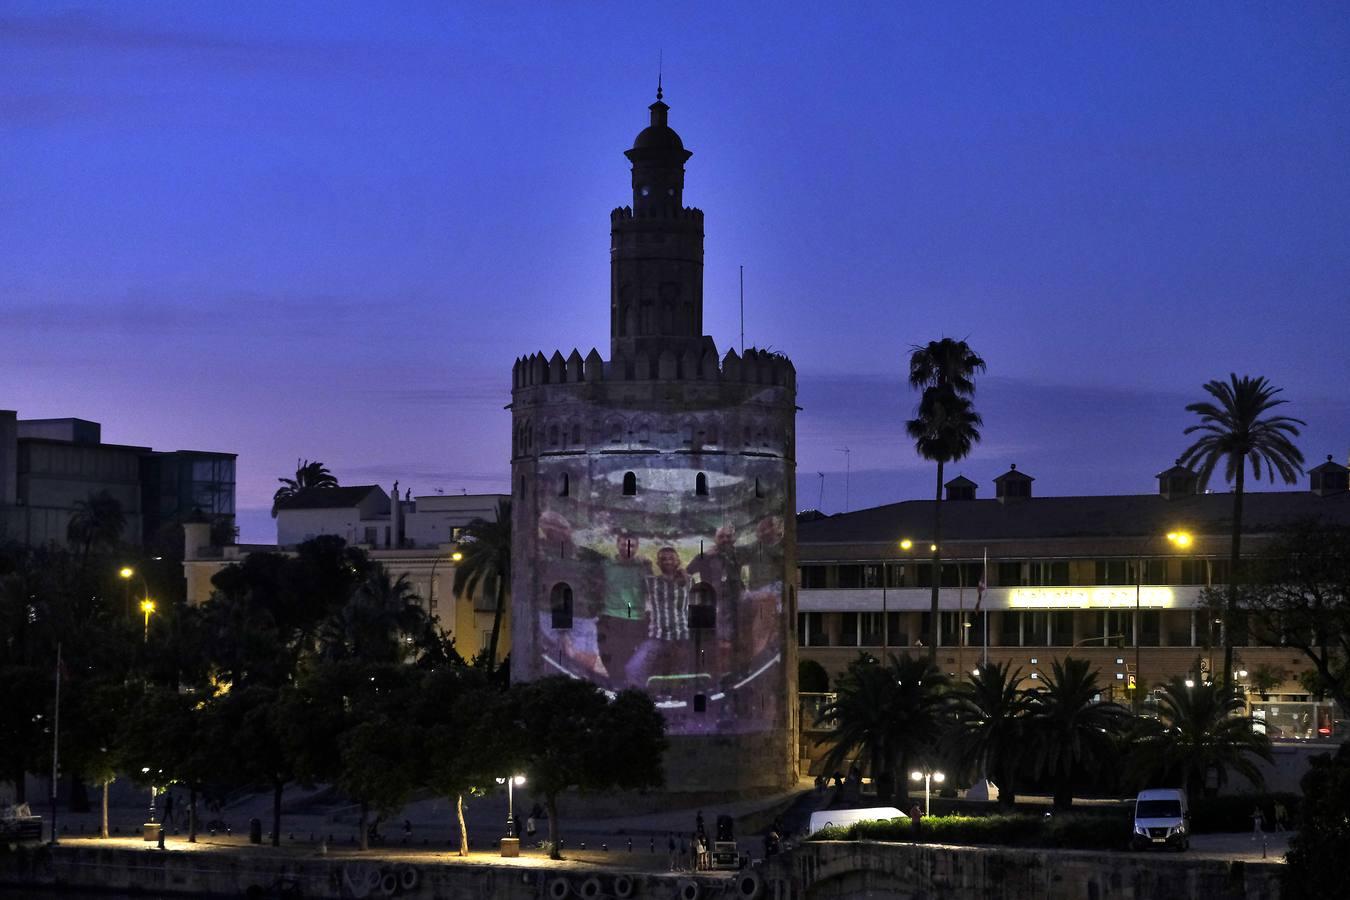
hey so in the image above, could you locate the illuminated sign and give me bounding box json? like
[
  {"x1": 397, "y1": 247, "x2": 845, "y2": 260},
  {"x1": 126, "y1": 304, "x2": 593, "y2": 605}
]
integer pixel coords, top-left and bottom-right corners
[{"x1": 1008, "y1": 586, "x2": 1173, "y2": 609}]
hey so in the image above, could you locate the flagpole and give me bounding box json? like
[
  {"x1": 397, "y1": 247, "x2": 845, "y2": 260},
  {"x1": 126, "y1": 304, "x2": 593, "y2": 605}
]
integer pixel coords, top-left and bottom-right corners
[
  {"x1": 50, "y1": 642, "x2": 62, "y2": 846},
  {"x1": 982, "y1": 548, "x2": 989, "y2": 666}
]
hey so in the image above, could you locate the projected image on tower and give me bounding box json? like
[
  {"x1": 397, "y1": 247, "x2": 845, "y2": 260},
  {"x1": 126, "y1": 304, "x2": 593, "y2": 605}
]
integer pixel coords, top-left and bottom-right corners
[{"x1": 532, "y1": 456, "x2": 785, "y2": 737}]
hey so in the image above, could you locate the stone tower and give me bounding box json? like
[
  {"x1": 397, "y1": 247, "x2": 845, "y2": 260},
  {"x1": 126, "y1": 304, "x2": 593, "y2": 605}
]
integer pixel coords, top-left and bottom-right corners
[{"x1": 510, "y1": 89, "x2": 798, "y2": 796}]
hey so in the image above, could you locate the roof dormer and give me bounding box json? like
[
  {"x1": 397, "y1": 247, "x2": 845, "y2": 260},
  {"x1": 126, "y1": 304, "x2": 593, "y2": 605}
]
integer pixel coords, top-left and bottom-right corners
[
  {"x1": 945, "y1": 474, "x2": 977, "y2": 501},
  {"x1": 993, "y1": 464, "x2": 1033, "y2": 503},
  {"x1": 1309, "y1": 455, "x2": 1349, "y2": 496},
  {"x1": 1156, "y1": 459, "x2": 1199, "y2": 500}
]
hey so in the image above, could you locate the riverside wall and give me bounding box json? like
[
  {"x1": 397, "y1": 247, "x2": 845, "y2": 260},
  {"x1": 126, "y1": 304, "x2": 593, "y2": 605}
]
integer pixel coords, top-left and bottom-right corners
[{"x1": 0, "y1": 840, "x2": 1283, "y2": 900}]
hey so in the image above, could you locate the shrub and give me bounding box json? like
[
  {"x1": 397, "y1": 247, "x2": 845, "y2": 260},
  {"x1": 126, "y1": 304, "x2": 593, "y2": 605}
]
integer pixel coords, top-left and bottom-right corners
[{"x1": 810, "y1": 811, "x2": 1131, "y2": 850}]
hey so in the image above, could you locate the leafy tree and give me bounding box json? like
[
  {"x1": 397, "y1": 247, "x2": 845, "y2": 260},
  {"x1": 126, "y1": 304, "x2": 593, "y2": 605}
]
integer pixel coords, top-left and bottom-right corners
[
  {"x1": 452, "y1": 500, "x2": 512, "y2": 673},
  {"x1": 1027, "y1": 657, "x2": 1130, "y2": 809},
  {"x1": 944, "y1": 661, "x2": 1033, "y2": 809},
  {"x1": 66, "y1": 490, "x2": 127, "y2": 559},
  {"x1": 270, "y1": 459, "x2": 339, "y2": 517},
  {"x1": 1178, "y1": 374, "x2": 1305, "y2": 685},
  {"x1": 1240, "y1": 520, "x2": 1350, "y2": 713},
  {"x1": 798, "y1": 658, "x2": 830, "y2": 693},
  {"x1": 906, "y1": 342, "x2": 984, "y2": 660},
  {"x1": 817, "y1": 653, "x2": 950, "y2": 804},
  {"x1": 1284, "y1": 742, "x2": 1350, "y2": 899},
  {"x1": 317, "y1": 563, "x2": 428, "y2": 664},
  {"x1": 211, "y1": 685, "x2": 296, "y2": 847},
  {"x1": 1126, "y1": 677, "x2": 1271, "y2": 804},
  {"x1": 512, "y1": 676, "x2": 665, "y2": 859}
]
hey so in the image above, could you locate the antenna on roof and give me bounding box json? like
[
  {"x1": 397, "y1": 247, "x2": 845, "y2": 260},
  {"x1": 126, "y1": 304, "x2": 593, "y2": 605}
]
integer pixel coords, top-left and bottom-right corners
[
  {"x1": 740, "y1": 265, "x2": 745, "y2": 355},
  {"x1": 817, "y1": 472, "x2": 825, "y2": 509},
  {"x1": 836, "y1": 447, "x2": 852, "y2": 512}
]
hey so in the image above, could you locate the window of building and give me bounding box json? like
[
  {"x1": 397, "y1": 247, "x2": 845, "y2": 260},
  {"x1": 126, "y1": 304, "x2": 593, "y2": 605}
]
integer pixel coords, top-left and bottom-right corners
[
  {"x1": 1025, "y1": 612, "x2": 1050, "y2": 647},
  {"x1": 998, "y1": 561, "x2": 1025, "y2": 586},
  {"x1": 797, "y1": 612, "x2": 809, "y2": 647},
  {"x1": 800, "y1": 565, "x2": 828, "y2": 589},
  {"x1": 1178, "y1": 559, "x2": 1207, "y2": 585},
  {"x1": 548, "y1": 424, "x2": 560, "y2": 447},
  {"x1": 1139, "y1": 610, "x2": 1161, "y2": 646},
  {"x1": 1095, "y1": 560, "x2": 1130, "y2": 585},
  {"x1": 863, "y1": 565, "x2": 884, "y2": 588},
  {"x1": 999, "y1": 611, "x2": 1022, "y2": 647},
  {"x1": 559, "y1": 473, "x2": 570, "y2": 497},
  {"x1": 804, "y1": 612, "x2": 829, "y2": 647},
  {"x1": 1079, "y1": 611, "x2": 1105, "y2": 647},
  {"x1": 1105, "y1": 611, "x2": 1133, "y2": 647},
  {"x1": 1164, "y1": 610, "x2": 1193, "y2": 647},
  {"x1": 886, "y1": 563, "x2": 906, "y2": 587},
  {"x1": 885, "y1": 612, "x2": 908, "y2": 647},
  {"x1": 860, "y1": 612, "x2": 884, "y2": 647},
  {"x1": 838, "y1": 612, "x2": 859, "y2": 647},
  {"x1": 836, "y1": 565, "x2": 862, "y2": 589},
  {"x1": 1029, "y1": 561, "x2": 1070, "y2": 586},
  {"x1": 571, "y1": 423, "x2": 582, "y2": 444},
  {"x1": 695, "y1": 472, "x2": 708, "y2": 496},
  {"x1": 755, "y1": 477, "x2": 764, "y2": 498},
  {"x1": 1050, "y1": 612, "x2": 1075, "y2": 646},
  {"x1": 364, "y1": 526, "x2": 378, "y2": 545},
  {"x1": 622, "y1": 472, "x2": 637, "y2": 496},
  {"x1": 550, "y1": 583, "x2": 573, "y2": 630}
]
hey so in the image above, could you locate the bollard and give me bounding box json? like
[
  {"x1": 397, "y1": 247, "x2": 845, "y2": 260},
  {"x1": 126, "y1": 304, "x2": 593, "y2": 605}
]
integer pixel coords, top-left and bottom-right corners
[
  {"x1": 628, "y1": 838, "x2": 633, "y2": 852},
  {"x1": 602, "y1": 843, "x2": 608, "y2": 852},
  {"x1": 580, "y1": 841, "x2": 586, "y2": 851},
  {"x1": 649, "y1": 838, "x2": 655, "y2": 853}
]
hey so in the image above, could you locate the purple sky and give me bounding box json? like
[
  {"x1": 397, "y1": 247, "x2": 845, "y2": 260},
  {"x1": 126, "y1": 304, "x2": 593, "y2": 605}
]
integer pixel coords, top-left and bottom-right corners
[{"x1": 4, "y1": 1, "x2": 1349, "y2": 544}]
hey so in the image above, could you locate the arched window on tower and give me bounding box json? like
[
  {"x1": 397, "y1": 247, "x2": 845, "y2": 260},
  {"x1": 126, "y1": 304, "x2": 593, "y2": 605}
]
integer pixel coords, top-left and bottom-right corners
[
  {"x1": 755, "y1": 477, "x2": 764, "y2": 498},
  {"x1": 550, "y1": 583, "x2": 574, "y2": 630},
  {"x1": 559, "y1": 473, "x2": 570, "y2": 498},
  {"x1": 548, "y1": 424, "x2": 560, "y2": 447},
  {"x1": 695, "y1": 472, "x2": 708, "y2": 496},
  {"x1": 622, "y1": 472, "x2": 638, "y2": 496}
]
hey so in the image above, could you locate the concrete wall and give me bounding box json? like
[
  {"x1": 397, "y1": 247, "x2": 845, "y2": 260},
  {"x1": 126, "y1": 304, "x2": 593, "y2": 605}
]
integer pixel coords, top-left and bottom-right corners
[{"x1": 1, "y1": 840, "x2": 1284, "y2": 900}]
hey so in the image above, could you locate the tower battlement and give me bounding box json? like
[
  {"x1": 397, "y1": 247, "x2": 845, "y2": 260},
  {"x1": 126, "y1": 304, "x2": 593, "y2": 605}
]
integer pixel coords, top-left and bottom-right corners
[
  {"x1": 610, "y1": 205, "x2": 705, "y2": 224},
  {"x1": 512, "y1": 346, "x2": 796, "y2": 390}
]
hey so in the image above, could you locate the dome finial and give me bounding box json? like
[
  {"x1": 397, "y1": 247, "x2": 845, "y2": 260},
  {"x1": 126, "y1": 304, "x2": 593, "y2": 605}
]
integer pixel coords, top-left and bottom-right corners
[{"x1": 656, "y1": 50, "x2": 663, "y2": 100}]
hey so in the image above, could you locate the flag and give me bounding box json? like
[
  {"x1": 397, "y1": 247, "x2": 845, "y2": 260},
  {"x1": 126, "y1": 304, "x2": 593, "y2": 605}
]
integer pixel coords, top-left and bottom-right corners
[{"x1": 975, "y1": 549, "x2": 987, "y2": 613}]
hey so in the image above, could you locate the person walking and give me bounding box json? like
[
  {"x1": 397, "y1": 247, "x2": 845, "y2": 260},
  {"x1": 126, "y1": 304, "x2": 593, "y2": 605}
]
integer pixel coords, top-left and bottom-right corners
[
  {"x1": 160, "y1": 792, "x2": 176, "y2": 832},
  {"x1": 667, "y1": 832, "x2": 677, "y2": 871}
]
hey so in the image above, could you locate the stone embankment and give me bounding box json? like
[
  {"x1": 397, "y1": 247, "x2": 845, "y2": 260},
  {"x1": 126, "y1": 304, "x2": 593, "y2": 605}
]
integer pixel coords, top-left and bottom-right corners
[{"x1": 1, "y1": 839, "x2": 1283, "y2": 899}]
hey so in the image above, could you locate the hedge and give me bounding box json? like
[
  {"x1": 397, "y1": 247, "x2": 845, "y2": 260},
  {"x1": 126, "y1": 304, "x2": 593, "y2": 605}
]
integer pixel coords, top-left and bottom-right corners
[{"x1": 810, "y1": 811, "x2": 1131, "y2": 850}]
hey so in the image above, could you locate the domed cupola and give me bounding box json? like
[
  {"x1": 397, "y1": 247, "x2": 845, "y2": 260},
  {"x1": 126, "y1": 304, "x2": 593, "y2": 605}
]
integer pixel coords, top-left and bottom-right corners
[{"x1": 624, "y1": 82, "x2": 693, "y2": 214}]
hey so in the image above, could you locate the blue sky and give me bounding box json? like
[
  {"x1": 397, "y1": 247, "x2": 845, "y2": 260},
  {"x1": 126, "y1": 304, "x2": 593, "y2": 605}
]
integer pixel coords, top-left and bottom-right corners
[{"x1": 3, "y1": 1, "x2": 1348, "y2": 542}]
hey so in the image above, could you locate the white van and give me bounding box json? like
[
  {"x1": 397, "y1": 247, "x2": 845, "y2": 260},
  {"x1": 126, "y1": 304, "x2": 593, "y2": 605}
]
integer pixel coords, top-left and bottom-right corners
[
  {"x1": 807, "y1": 807, "x2": 904, "y2": 836},
  {"x1": 1131, "y1": 789, "x2": 1190, "y2": 851}
]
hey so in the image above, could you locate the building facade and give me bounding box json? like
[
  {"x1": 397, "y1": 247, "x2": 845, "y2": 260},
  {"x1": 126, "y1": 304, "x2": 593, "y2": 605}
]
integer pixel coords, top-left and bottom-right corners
[
  {"x1": 183, "y1": 488, "x2": 511, "y2": 664},
  {"x1": 797, "y1": 460, "x2": 1350, "y2": 741},
  {"x1": 509, "y1": 90, "x2": 799, "y2": 794},
  {"x1": 0, "y1": 410, "x2": 235, "y2": 549}
]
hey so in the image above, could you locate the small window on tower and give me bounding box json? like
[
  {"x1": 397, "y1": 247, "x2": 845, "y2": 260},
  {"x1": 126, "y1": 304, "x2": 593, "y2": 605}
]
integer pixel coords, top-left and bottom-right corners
[
  {"x1": 755, "y1": 477, "x2": 764, "y2": 498},
  {"x1": 623, "y1": 472, "x2": 638, "y2": 496},
  {"x1": 696, "y1": 472, "x2": 708, "y2": 496},
  {"x1": 559, "y1": 473, "x2": 570, "y2": 498}
]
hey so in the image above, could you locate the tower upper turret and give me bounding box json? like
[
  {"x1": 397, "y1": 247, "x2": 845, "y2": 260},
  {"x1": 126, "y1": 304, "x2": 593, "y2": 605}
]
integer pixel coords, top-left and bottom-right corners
[{"x1": 610, "y1": 88, "x2": 705, "y2": 361}]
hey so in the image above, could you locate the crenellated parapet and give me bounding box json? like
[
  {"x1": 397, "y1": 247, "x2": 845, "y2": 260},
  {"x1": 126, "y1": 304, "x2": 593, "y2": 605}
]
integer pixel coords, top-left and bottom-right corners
[
  {"x1": 610, "y1": 205, "x2": 705, "y2": 225},
  {"x1": 511, "y1": 344, "x2": 796, "y2": 390}
]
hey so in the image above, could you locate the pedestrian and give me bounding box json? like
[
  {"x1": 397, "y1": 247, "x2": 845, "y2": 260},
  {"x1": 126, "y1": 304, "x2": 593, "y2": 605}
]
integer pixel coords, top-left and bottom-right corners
[
  {"x1": 909, "y1": 804, "x2": 923, "y2": 842},
  {"x1": 526, "y1": 813, "x2": 537, "y2": 838},
  {"x1": 667, "y1": 832, "x2": 677, "y2": 871},
  {"x1": 1251, "y1": 805, "x2": 1265, "y2": 840},
  {"x1": 161, "y1": 791, "x2": 176, "y2": 832},
  {"x1": 402, "y1": 819, "x2": 412, "y2": 842},
  {"x1": 1273, "y1": 800, "x2": 1288, "y2": 833}
]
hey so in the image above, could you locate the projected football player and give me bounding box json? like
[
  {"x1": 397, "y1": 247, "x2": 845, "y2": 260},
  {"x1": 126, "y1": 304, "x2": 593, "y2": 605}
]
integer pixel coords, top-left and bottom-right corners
[
  {"x1": 686, "y1": 524, "x2": 743, "y2": 676},
  {"x1": 596, "y1": 530, "x2": 652, "y2": 687}
]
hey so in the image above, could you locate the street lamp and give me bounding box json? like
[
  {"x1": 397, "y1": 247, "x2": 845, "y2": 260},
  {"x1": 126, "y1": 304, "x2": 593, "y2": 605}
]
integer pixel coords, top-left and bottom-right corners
[
  {"x1": 495, "y1": 774, "x2": 526, "y2": 838},
  {"x1": 140, "y1": 598, "x2": 156, "y2": 642},
  {"x1": 427, "y1": 548, "x2": 463, "y2": 614},
  {"x1": 910, "y1": 769, "x2": 945, "y2": 817}
]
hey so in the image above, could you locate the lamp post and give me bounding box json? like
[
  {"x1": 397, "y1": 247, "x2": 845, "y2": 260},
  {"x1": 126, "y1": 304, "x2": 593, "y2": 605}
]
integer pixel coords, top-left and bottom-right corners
[
  {"x1": 885, "y1": 539, "x2": 918, "y2": 658},
  {"x1": 140, "y1": 598, "x2": 156, "y2": 643},
  {"x1": 495, "y1": 774, "x2": 525, "y2": 838},
  {"x1": 910, "y1": 769, "x2": 945, "y2": 817},
  {"x1": 428, "y1": 549, "x2": 463, "y2": 614}
]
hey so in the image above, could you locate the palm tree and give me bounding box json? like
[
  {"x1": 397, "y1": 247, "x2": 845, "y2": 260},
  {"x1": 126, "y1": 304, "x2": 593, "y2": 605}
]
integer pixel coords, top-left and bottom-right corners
[
  {"x1": 908, "y1": 337, "x2": 987, "y2": 398},
  {"x1": 271, "y1": 459, "x2": 339, "y2": 517},
  {"x1": 1178, "y1": 374, "x2": 1305, "y2": 686},
  {"x1": 318, "y1": 563, "x2": 427, "y2": 663},
  {"x1": 906, "y1": 386, "x2": 983, "y2": 660},
  {"x1": 452, "y1": 499, "x2": 512, "y2": 672},
  {"x1": 944, "y1": 661, "x2": 1033, "y2": 809},
  {"x1": 816, "y1": 653, "x2": 949, "y2": 803},
  {"x1": 1126, "y1": 677, "x2": 1271, "y2": 804},
  {"x1": 1027, "y1": 657, "x2": 1130, "y2": 809},
  {"x1": 66, "y1": 490, "x2": 126, "y2": 559}
]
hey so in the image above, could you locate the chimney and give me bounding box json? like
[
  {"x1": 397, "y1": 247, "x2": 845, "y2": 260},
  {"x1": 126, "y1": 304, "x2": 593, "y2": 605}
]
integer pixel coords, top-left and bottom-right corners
[
  {"x1": 944, "y1": 474, "x2": 978, "y2": 501},
  {"x1": 993, "y1": 464, "x2": 1033, "y2": 503},
  {"x1": 1309, "y1": 455, "x2": 1349, "y2": 497},
  {"x1": 1156, "y1": 459, "x2": 1199, "y2": 500}
]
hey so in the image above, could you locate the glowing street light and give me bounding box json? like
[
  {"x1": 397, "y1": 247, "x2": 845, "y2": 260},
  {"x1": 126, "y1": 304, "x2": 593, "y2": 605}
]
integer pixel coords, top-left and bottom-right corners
[
  {"x1": 495, "y1": 773, "x2": 526, "y2": 841},
  {"x1": 910, "y1": 769, "x2": 945, "y2": 817},
  {"x1": 899, "y1": 539, "x2": 913, "y2": 551},
  {"x1": 140, "y1": 598, "x2": 156, "y2": 642}
]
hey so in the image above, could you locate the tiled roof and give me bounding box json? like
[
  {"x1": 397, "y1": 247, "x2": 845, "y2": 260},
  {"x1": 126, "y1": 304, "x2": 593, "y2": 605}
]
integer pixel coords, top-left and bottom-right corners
[
  {"x1": 798, "y1": 490, "x2": 1350, "y2": 544},
  {"x1": 274, "y1": 485, "x2": 382, "y2": 511}
]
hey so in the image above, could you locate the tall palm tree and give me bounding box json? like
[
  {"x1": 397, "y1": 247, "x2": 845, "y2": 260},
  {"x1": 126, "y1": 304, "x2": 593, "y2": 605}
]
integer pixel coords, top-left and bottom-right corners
[
  {"x1": 271, "y1": 459, "x2": 339, "y2": 517},
  {"x1": 906, "y1": 386, "x2": 983, "y2": 660},
  {"x1": 816, "y1": 653, "x2": 949, "y2": 803},
  {"x1": 1178, "y1": 374, "x2": 1305, "y2": 686},
  {"x1": 318, "y1": 563, "x2": 427, "y2": 663},
  {"x1": 1126, "y1": 677, "x2": 1271, "y2": 804},
  {"x1": 452, "y1": 499, "x2": 512, "y2": 672},
  {"x1": 944, "y1": 661, "x2": 1033, "y2": 809},
  {"x1": 908, "y1": 338, "x2": 987, "y2": 398},
  {"x1": 1028, "y1": 657, "x2": 1130, "y2": 809},
  {"x1": 66, "y1": 490, "x2": 126, "y2": 559}
]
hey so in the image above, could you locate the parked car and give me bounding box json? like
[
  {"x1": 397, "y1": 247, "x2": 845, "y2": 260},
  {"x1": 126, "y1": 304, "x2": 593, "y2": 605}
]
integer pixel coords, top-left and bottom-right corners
[
  {"x1": 1131, "y1": 789, "x2": 1189, "y2": 851},
  {"x1": 0, "y1": 803, "x2": 43, "y2": 843}
]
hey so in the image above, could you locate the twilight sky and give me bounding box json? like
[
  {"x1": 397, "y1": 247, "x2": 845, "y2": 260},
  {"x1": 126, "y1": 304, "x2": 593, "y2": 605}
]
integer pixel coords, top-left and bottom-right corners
[{"x1": 4, "y1": 1, "x2": 1348, "y2": 544}]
